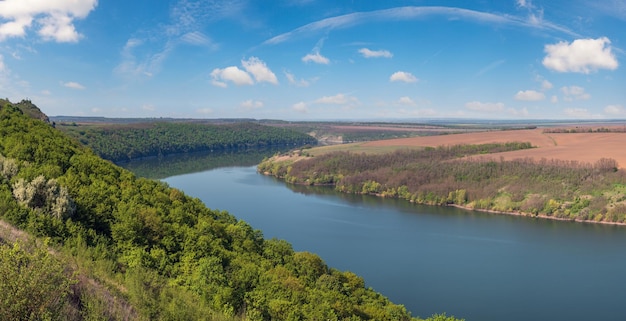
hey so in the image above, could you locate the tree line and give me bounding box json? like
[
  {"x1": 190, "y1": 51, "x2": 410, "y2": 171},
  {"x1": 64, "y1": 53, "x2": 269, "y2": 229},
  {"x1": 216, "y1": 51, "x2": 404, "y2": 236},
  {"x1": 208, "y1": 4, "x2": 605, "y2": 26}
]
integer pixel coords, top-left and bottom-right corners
[
  {"x1": 57, "y1": 121, "x2": 317, "y2": 162},
  {"x1": 0, "y1": 100, "x2": 461, "y2": 320},
  {"x1": 259, "y1": 143, "x2": 626, "y2": 223}
]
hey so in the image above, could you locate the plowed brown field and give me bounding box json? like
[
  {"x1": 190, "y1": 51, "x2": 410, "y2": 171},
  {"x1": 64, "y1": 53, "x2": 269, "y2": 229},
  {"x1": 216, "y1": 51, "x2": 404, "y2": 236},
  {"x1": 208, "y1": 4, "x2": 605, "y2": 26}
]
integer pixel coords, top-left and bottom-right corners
[{"x1": 361, "y1": 128, "x2": 626, "y2": 168}]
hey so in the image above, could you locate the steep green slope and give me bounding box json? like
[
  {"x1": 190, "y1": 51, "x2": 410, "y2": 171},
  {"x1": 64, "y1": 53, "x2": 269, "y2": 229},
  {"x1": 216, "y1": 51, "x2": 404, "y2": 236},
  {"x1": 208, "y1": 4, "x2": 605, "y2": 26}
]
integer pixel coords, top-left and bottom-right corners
[
  {"x1": 0, "y1": 100, "x2": 461, "y2": 320},
  {"x1": 57, "y1": 121, "x2": 317, "y2": 162}
]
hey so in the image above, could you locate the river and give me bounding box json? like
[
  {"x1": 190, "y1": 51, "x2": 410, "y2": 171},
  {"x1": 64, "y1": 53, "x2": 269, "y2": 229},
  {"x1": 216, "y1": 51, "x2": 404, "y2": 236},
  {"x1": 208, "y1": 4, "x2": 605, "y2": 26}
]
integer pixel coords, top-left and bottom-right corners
[{"x1": 121, "y1": 152, "x2": 626, "y2": 321}]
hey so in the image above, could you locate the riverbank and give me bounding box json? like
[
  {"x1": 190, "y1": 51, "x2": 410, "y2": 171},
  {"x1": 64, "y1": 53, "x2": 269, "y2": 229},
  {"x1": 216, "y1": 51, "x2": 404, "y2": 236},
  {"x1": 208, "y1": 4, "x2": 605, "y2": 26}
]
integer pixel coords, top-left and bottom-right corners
[
  {"x1": 260, "y1": 169, "x2": 626, "y2": 227},
  {"x1": 445, "y1": 204, "x2": 626, "y2": 226},
  {"x1": 258, "y1": 146, "x2": 626, "y2": 226}
]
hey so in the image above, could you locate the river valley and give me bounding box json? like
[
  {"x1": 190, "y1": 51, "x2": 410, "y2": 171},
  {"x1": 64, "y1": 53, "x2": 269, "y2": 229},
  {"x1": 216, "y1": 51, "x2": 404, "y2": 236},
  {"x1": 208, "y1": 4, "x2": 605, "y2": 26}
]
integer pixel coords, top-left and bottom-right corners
[{"x1": 121, "y1": 152, "x2": 626, "y2": 321}]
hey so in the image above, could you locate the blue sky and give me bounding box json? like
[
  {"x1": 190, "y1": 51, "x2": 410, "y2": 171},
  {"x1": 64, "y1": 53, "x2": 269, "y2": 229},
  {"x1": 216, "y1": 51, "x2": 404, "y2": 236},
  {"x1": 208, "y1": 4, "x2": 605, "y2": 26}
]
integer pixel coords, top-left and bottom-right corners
[{"x1": 0, "y1": 0, "x2": 625, "y2": 120}]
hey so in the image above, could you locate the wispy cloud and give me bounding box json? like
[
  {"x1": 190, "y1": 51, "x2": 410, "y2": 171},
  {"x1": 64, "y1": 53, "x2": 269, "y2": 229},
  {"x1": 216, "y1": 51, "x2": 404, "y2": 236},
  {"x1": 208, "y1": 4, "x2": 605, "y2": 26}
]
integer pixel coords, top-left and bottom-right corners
[
  {"x1": 115, "y1": 0, "x2": 227, "y2": 79},
  {"x1": 292, "y1": 101, "x2": 308, "y2": 113},
  {"x1": 397, "y1": 96, "x2": 416, "y2": 106},
  {"x1": 587, "y1": 1, "x2": 626, "y2": 22},
  {"x1": 181, "y1": 31, "x2": 216, "y2": 48},
  {"x1": 475, "y1": 59, "x2": 506, "y2": 77},
  {"x1": 604, "y1": 104, "x2": 626, "y2": 115},
  {"x1": 263, "y1": 6, "x2": 577, "y2": 45},
  {"x1": 315, "y1": 93, "x2": 358, "y2": 105},
  {"x1": 62, "y1": 81, "x2": 85, "y2": 90},
  {"x1": 197, "y1": 107, "x2": 213, "y2": 115},
  {"x1": 359, "y1": 48, "x2": 393, "y2": 58},
  {"x1": 241, "y1": 99, "x2": 264, "y2": 110},
  {"x1": 465, "y1": 101, "x2": 505, "y2": 112},
  {"x1": 0, "y1": 0, "x2": 97, "y2": 42},
  {"x1": 561, "y1": 86, "x2": 590, "y2": 101},
  {"x1": 114, "y1": 38, "x2": 176, "y2": 79},
  {"x1": 284, "y1": 70, "x2": 312, "y2": 87},
  {"x1": 563, "y1": 107, "x2": 593, "y2": 118},
  {"x1": 514, "y1": 90, "x2": 545, "y2": 101}
]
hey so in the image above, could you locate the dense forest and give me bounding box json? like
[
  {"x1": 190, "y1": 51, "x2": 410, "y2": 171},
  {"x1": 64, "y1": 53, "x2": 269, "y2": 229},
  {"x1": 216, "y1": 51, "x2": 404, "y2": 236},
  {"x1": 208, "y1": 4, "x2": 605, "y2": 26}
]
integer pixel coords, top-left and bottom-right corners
[
  {"x1": 56, "y1": 121, "x2": 317, "y2": 162},
  {"x1": 0, "y1": 99, "x2": 463, "y2": 320},
  {"x1": 259, "y1": 144, "x2": 626, "y2": 224}
]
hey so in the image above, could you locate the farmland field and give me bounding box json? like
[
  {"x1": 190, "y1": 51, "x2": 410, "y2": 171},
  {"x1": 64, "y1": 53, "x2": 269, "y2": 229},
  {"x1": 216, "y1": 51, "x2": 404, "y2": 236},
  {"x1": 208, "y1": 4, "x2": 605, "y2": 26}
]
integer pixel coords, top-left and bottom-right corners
[{"x1": 310, "y1": 127, "x2": 626, "y2": 168}]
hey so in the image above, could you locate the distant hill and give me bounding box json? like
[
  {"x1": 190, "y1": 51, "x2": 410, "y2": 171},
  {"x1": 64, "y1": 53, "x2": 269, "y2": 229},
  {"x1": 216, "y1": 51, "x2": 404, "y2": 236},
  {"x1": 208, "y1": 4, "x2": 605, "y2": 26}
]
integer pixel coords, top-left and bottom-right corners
[{"x1": 1, "y1": 98, "x2": 50, "y2": 123}]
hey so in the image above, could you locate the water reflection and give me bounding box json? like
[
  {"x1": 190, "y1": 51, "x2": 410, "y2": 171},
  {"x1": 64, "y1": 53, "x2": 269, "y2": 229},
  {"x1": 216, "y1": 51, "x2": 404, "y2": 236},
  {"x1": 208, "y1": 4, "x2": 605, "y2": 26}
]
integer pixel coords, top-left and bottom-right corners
[{"x1": 118, "y1": 146, "x2": 289, "y2": 179}]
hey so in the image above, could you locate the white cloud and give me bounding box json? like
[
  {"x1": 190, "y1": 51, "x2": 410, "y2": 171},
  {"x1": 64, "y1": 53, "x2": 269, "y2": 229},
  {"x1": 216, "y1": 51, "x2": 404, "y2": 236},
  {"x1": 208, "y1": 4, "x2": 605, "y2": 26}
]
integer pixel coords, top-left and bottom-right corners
[
  {"x1": 302, "y1": 52, "x2": 329, "y2": 64},
  {"x1": 508, "y1": 107, "x2": 530, "y2": 116},
  {"x1": 397, "y1": 96, "x2": 416, "y2": 106},
  {"x1": 543, "y1": 37, "x2": 618, "y2": 74},
  {"x1": 465, "y1": 101, "x2": 505, "y2": 112},
  {"x1": 197, "y1": 108, "x2": 213, "y2": 115},
  {"x1": 211, "y1": 57, "x2": 277, "y2": 87},
  {"x1": 561, "y1": 86, "x2": 590, "y2": 101},
  {"x1": 0, "y1": 0, "x2": 97, "y2": 42},
  {"x1": 390, "y1": 71, "x2": 418, "y2": 83},
  {"x1": 604, "y1": 104, "x2": 626, "y2": 115},
  {"x1": 62, "y1": 81, "x2": 85, "y2": 90},
  {"x1": 302, "y1": 37, "x2": 330, "y2": 64},
  {"x1": 564, "y1": 108, "x2": 591, "y2": 118},
  {"x1": 241, "y1": 99, "x2": 263, "y2": 110},
  {"x1": 292, "y1": 102, "x2": 308, "y2": 113},
  {"x1": 315, "y1": 93, "x2": 358, "y2": 105},
  {"x1": 91, "y1": 107, "x2": 101, "y2": 113},
  {"x1": 142, "y1": 104, "x2": 155, "y2": 111},
  {"x1": 0, "y1": 54, "x2": 5, "y2": 72},
  {"x1": 242, "y1": 57, "x2": 278, "y2": 84},
  {"x1": 514, "y1": 90, "x2": 545, "y2": 101},
  {"x1": 541, "y1": 79, "x2": 553, "y2": 90},
  {"x1": 358, "y1": 48, "x2": 393, "y2": 58},
  {"x1": 210, "y1": 66, "x2": 254, "y2": 87},
  {"x1": 551, "y1": 95, "x2": 558, "y2": 103}
]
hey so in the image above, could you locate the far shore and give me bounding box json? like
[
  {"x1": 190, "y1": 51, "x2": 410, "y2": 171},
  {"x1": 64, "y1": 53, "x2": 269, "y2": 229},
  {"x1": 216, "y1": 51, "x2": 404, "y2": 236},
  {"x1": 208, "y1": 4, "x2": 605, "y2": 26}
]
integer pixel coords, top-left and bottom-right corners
[{"x1": 261, "y1": 170, "x2": 626, "y2": 227}]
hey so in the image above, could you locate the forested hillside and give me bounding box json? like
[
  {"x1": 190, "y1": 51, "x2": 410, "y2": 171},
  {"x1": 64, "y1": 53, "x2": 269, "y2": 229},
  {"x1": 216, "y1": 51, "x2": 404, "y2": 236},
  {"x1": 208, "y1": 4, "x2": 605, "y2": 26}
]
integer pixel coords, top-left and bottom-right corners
[
  {"x1": 259, "y1": 145, "x2": 626, "y2": 224},
  {"x1": 0, "y1": 100, "x2": 462, "y2": 320},
  {"x1": 57, "y1": 121, "x2": 317, "y2": 162}
]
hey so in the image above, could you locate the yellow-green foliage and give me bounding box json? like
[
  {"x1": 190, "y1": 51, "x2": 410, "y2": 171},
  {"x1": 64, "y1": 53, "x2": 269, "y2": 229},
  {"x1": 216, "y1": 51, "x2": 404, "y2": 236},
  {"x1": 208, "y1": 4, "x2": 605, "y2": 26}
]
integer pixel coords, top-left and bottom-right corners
[{"x1": 0, "y1": 241, "x2": 74, "y2": 321}]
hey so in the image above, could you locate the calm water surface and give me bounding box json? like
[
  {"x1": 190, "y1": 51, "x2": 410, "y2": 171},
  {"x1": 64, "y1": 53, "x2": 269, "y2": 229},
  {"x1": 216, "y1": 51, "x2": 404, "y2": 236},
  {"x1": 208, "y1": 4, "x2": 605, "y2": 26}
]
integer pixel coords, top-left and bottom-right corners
[{"x1": 161, "y1": 165, "x2": 626, "y2": 321}]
